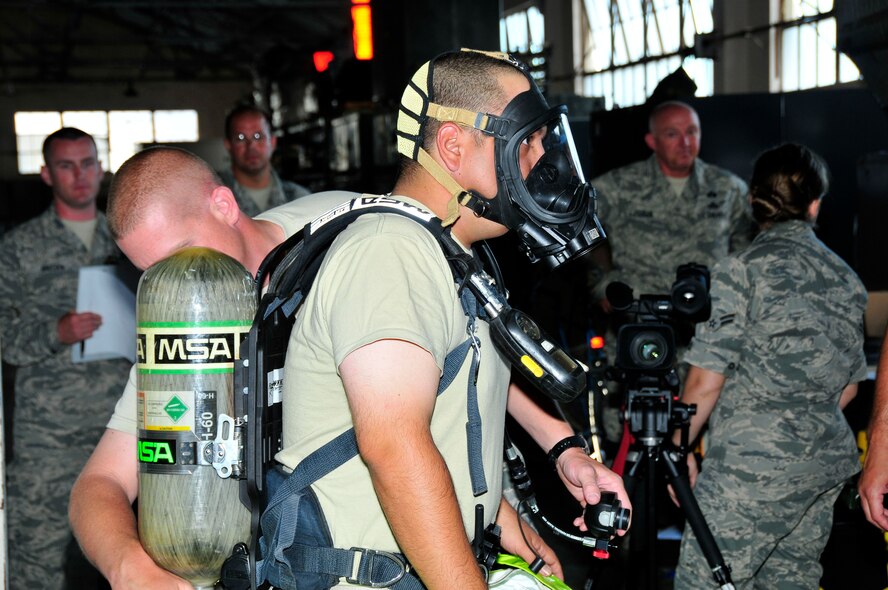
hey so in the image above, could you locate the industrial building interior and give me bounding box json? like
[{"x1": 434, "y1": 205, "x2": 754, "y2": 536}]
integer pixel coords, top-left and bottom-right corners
[{"x1": 1, "y1": 0, "x2": 887, "y2": 589}]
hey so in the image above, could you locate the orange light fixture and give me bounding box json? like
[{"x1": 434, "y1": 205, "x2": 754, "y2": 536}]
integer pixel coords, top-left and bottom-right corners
[
  {"x1": 351, "y1": 0, "x2": 374, "y2": 60},
  {"x1": 590, "y1": 336, "x2": 605, "y2": 350},
  {"x1": 313, "y1": 51, "x2": 335, "y2": 73}
]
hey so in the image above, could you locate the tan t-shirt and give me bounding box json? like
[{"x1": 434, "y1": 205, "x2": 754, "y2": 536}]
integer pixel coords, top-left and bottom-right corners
[
  {"x1": 60, "y1": 217, "x2": 98, "y2": 250},
  {"x1": 277, "y1": 197, "x2": 511, "y2": 561}
]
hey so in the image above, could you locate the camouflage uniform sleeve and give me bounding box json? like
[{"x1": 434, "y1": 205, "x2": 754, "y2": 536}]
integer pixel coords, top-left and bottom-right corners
[
  {"x1": 684, "y1": 256, "x2": 749, "y2": 376},
  {"x1": 0, "y1": 236, "x2": 63, "y2": 366},
  {"x1": 590, "y1": 173, "x2": 625, "y2": 301},
  {"x1": 727, "y1": 176, "x2": 755, "y2": 252},
  {"x1": 282, "y1": 180, "x2": 311, "y2": 202}
]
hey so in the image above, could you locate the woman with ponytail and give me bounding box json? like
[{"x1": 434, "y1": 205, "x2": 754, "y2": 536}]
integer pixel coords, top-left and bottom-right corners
[{"x1": 672, "y1": 143, "x2": 867, "y2": 588}]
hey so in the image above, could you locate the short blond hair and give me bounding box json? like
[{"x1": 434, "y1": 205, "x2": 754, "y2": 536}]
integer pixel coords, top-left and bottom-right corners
[{"x1": 107, "y1": 147, "x2": 221, "y2": 240}]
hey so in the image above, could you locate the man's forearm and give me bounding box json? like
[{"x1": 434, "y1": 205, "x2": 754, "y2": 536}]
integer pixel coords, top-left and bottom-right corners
[
  {"x1": 506, "y1": 383, "x2": 574, "y2": 452},
  {"x1": 363, "y1": 429, "x2": 486, "y2": 590},
  {"x1": 70, "y1": 471, "x2": 144, "y2": 584},
  {"x1": 675, "y1": 365, "x2": 725, "y2": 446},
  {"x1": 496, "y1": 497, "x2": 562, "y2": 579},
  {"x1": 69, "y1": 428, "x2": 193, "y2": 588},
  {"x1": 859, "y1": 368, "x2": 888, "y2": 529}
]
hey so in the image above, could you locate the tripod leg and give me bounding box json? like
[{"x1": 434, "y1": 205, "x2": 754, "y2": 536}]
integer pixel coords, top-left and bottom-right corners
[
  {"x1": 644, "y1": 447, "x2": 658, "y2": 590},
  {"x1": 621, "y1": 446, "x2": 658, "y2": 590},
  {"x1": 661, "y1": 451, "x2": 735, "y2": 589}
]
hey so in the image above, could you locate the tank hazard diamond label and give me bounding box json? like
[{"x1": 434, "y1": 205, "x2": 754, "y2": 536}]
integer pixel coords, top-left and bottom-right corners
[
  {"x1": 139, "y1": 390, "x2": 195, "y2": 432},
  {"x1": 164, "y1": 395, "x2": 188, "y2": 422}
]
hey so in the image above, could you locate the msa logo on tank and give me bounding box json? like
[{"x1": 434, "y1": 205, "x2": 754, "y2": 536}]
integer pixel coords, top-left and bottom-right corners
[
  {"x1": 137, "y1": 321, "x2": 250, "y2": 373},
  {"x1": 137, "y1": 388, "x2": 223, "y2": 474},
  {"x1": 138, "y1": 439, "x2": 176, "y2": 465}
]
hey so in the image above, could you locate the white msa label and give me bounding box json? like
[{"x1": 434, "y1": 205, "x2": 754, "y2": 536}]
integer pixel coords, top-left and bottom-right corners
[
  {"x1": 309, "y1": 196, "x2": 435, "y2": 234},
  {"x1": 268, "y1": 367, "x2": 284, "y2": 406}
]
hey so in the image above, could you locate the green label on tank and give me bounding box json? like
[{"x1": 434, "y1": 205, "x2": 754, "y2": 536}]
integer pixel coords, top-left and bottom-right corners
[
  {"x1": 138, "y1": 439, "x2": 176, "y2": 465},
  {"x1": 136, "y1": 431, "x2": 199, "y2": 474},
  {"x1": 163, "y1": 395, "x2": 188, "y2": 423}
]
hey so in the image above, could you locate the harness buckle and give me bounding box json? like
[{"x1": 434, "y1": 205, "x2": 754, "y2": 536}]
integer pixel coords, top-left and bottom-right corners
[{"x1": 347, "y1": 547, "x2": 408, "y2": 588}]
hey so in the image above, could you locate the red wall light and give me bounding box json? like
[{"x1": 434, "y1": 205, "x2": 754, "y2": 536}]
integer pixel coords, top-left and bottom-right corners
[
  {"x1": 351, "y1": 1, "x2": 374, "y2": 60},
  {"x1": 313, "y1": 51, "x2": 335, "y2": 73}
]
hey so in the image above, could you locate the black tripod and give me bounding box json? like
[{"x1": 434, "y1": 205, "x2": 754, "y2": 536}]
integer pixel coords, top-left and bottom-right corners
[{"x1": 622, "y1": 384, "x2": 734, "y2": 590}]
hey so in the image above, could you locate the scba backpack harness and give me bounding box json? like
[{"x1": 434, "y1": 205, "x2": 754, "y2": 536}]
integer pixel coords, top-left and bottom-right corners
[
  {"x1": 226, "y1": 196, "x2": 506, "y2": 590},
  {"x1": 221, "y1": 195, "x2": 588, "y2": 590}
]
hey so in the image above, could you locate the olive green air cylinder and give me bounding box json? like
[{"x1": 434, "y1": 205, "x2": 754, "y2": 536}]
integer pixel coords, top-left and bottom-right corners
[{"x1": 136, "y1": 247, "x2": 256, "y2": 589}]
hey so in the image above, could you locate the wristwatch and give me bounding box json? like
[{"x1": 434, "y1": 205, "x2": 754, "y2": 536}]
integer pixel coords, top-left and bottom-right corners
[{"x1": 547, "y1": 434, "x2": 590, "y2": 471}]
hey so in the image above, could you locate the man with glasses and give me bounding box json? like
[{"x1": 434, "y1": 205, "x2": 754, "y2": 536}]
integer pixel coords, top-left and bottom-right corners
[{"x1": 220, "y1": 103, "x2": 311, "y2": 216}]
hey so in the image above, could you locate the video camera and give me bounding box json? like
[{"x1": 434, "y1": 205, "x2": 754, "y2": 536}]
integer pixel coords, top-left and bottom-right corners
[
  {"x1": 606, "y1": 263, "x2": 711, "y2": 389},
  {"x1": 605, "y1": 263, "x2": 710, "y2": 445}
]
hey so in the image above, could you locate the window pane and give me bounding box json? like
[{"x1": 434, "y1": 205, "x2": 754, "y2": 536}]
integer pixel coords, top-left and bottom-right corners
[
  {"x1": 579, "y1": 0, "x2": 713, "y2": 109},
  {"x1": 651, "y1": 0, "x2": 681, "y2": 54},
  {"x1": 15, "y1": 109, "x2": 201, "y2": 175},
  {"x1": 61, "y1": 111, "x2": 108, "y2": 136},
  {"x1": 798, "y1": 23, "x2": 817, "y2": 89},
  {"x1": 14, "y1": 112, "x2": 62, "y2": 174},
  {"x1": 647, "y1": 61, "x2": 660, "y2": 95},
  {"x1": 839, "y1": 52, "x2": 860, "y2": 83},
  {"x1": 527, "y1": 6, "x2": 545, "y2": 53},
  {"x1": 816, "y1": 19, "x2": 836, "y2": 87},
  {"x1": 781, "y1": 27, "x2": 800, "y2": 92},
  {"x1": 154, "y1": 110, "x2": 199, "y2": 142},
  {"x1": 588, "y1": 0, "x2": 612, "y2": 26},
  {"x1": 783, "y1": 0, "x2": 833, "y2": 19},
  {"x1": 15, "y1": 111, "x2": 62, "y2": 135},
  {"x1": 688, "y1": 0, "x2": 713, "y2": 31},
  {"x1": 583, "y1": 0, "x2": 613, "y2": 71},
  {"x1": 62, "y1": 111, "x2": 110, "y2": 169},
  {"x1": 684, "y1": 55, "x2": 713, "y2": 97},
  {"x1": 505, "y1": 12, "x2": 528, "y2": 52},
  {"x1": 633, "y1": 63, "x2": 646, "y2": 106},
  {"x1": 108, "y1": 110, "x2": 153, "y2": 171},
  {"x1": 617, "y1": 0, "x2": 645, "y2": 62}
]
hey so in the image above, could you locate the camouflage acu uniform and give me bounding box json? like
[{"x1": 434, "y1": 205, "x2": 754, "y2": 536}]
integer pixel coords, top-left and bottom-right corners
[
  {"x1": 674, "y1": 219, "x2": 867, "y2": 589},
  {"x1": 218, "y1": 168, "x2": 310, "y2": 217},
  {"x1": 0, "y1": 208, "x2": 131, "y2": 588},
  {"x1": 592, "y1": 155, "x2": 753, "y2": 299}
]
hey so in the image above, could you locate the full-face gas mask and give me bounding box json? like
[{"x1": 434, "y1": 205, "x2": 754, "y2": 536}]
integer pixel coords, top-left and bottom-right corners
[{"x1": 396, "y1": 49, "x2": 606, "y2": 269}]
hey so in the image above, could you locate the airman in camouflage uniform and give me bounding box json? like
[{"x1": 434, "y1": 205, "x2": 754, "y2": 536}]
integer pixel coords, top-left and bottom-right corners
[
  {"x1": 593, "y1": 153, "x2": 753, "y2": 299},
  {"x1": 0, "y1": 128, "x2": 130, "y2": 588},
  {"x1": 590, "y1": 102, "x2": 754, "y2": 454},
  {"x1": 218, "y1": 168, "x2": 310, "y2": 217},
  {"x1": 674, "y1": 144, "x2": 866, "y2": 589},
  {"x1": 219, "y1": 104, "x2": 310, "y2": 217}
]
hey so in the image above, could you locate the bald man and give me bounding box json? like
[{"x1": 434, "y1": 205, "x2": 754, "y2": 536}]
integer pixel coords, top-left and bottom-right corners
[
  {"x1": 69, "y1": 147, "x2": 354, "y2": 588},
  {"x1": 592, "y1": 100, "x2": 754, "y2": 303}
]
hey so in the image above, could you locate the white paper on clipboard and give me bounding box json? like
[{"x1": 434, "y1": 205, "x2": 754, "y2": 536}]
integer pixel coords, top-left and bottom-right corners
[{"x1": 72, "y1": 265, "x2": 136, "y2": 363}]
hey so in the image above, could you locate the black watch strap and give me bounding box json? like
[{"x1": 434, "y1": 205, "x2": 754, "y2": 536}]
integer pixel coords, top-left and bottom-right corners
[{"x1": 547, "y1": 435, "x2": 590, "y2": 471}]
